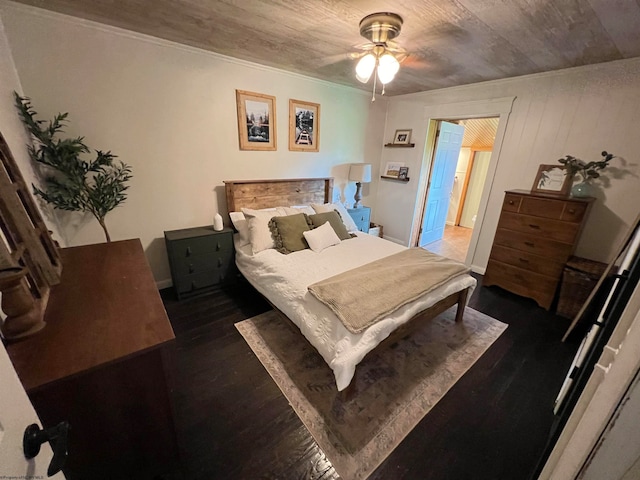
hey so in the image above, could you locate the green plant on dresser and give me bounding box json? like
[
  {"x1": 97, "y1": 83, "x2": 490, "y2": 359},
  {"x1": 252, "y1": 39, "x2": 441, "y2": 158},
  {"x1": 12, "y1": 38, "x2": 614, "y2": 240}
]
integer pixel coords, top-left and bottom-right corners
[
  {"x1": 164, "y1": 226, "x2": 234, "y2": 300},
  {"x1": 347, "y1": 206, "x2": 371, "y2": 233}
]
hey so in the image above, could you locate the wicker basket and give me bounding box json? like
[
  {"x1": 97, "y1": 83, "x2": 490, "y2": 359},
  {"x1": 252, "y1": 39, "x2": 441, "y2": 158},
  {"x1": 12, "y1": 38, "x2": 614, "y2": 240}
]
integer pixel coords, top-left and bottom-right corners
[{"x1": 556, "y1": 256, "x2": 607, "y2": 319}]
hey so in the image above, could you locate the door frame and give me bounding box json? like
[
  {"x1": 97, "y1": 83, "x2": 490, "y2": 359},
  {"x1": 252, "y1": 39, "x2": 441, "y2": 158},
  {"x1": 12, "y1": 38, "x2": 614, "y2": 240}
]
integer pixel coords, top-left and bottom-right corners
[{"x1": 410, "y1": 97, "x2": 515, "y2": 270}]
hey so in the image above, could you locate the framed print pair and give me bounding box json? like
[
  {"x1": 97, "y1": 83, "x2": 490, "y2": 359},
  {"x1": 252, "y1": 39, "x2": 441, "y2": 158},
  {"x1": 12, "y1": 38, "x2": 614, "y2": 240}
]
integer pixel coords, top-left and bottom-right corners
[{"x1": 235, "y1": 90, "x2": 320, "y2": 152}]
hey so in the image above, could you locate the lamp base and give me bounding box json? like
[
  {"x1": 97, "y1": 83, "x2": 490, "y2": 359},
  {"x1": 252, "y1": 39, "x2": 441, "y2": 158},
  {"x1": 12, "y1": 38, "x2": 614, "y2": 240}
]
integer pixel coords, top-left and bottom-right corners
[{"x1": 353, "y1": 182, "x2": 363, "y2": 208}]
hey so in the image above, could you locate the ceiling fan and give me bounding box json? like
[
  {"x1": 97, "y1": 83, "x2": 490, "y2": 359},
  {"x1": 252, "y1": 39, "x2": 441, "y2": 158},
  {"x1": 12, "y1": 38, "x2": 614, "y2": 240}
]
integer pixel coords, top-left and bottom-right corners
[{"x1": 352, "y1": 12, "x2": 408, "y2": 100}]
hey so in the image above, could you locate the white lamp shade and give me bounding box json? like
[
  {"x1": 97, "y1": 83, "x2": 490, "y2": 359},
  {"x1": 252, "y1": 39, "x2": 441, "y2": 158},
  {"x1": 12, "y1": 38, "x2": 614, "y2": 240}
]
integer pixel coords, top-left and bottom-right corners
[
  {"x1": 355, "y1": 54, "x2": 376, "y2": 83},
  {"x1": 349, "y1": 163, "x2": 372, "y2": 183},
  {"x1": 377, "y1": 53, "x2": 400, "y2": 84}
]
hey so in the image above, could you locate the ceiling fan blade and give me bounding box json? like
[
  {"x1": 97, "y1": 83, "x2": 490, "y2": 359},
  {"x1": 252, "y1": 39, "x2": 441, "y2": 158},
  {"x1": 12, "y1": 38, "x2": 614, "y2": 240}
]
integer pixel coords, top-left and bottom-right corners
[
  {"x1": 316, "y1": 52, "x2": 353, "y2": 67},
  {"x1": 401, "y1": 55, "x2": 431, "y2": 69}
]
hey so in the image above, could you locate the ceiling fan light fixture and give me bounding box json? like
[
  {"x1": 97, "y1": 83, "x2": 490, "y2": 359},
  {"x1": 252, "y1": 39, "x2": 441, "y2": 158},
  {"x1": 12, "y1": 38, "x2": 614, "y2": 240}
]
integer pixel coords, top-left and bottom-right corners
[
  {"x1": 377, "y1": 53, "x2": 400, "y2": 84},
  {"x1": 355, "y1": 53, "x2": 376, "y2": 83}
]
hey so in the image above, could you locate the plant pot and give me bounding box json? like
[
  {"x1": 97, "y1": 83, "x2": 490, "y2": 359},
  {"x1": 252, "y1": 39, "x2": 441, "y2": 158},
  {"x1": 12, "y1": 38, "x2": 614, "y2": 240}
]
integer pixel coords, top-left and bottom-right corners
[{"x1": 571, "y1": 181, "x2": 593, "y2": 198}]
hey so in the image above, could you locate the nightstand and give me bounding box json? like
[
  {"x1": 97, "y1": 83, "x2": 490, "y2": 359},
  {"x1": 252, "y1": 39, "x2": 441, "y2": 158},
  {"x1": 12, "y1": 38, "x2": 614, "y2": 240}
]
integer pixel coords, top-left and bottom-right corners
[
  {"x1": 347, "y1": 206, "x2": 371, "y2": 233},
  {"x1": 164, "y1": 226, "x2": 234, "y2": 300}
]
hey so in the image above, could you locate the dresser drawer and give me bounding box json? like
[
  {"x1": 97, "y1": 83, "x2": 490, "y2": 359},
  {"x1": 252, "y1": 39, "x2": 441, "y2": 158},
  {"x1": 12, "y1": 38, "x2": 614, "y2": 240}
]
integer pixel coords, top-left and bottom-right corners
[
  {"x1": 519, "y1": 196, "x2": 588, "y2": 223},
  {"x1": 519, "y1": 196, "x2": 566, "y2": 219},
  {"x1": 498, "y1": 212, "x2": 580, "y2": 244},
  {"x1": 484, "y1": 260, "x2": 558, "y2": 309},
  {"x1": 488, "y1": 245, "x2": 565, "y2": 278},
  {"x1": 172, "y1": 251, "x2": 232, "y2": 277},
  {"x1": 493, "y1": 228, "x2": 574, "y2": 261},
  {"x1": 560, "y1": 202, "x2": 589, "y2": 223},
  {"x1": 169, "y1": 233, "x2": 233, "y2": 259},
  {"x1": 174, "y1": 271, "x2": 218, "y2": 294},
  {"x1": 502, "y1": 193, "x2": 523, "y2": 212}
]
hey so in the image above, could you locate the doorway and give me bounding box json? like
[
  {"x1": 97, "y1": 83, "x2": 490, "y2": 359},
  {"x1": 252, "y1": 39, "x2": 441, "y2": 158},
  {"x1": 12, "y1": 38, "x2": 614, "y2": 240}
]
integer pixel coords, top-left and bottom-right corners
[{"x1": 418, "y1": 117, "x2": 499, "y2": 263}]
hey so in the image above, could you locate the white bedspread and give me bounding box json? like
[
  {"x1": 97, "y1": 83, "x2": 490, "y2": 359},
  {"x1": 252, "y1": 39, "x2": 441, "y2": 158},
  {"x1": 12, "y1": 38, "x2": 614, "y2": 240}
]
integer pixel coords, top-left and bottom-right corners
[{"x1": 235, "y1": 232, "x2": 477, "y2": 391}]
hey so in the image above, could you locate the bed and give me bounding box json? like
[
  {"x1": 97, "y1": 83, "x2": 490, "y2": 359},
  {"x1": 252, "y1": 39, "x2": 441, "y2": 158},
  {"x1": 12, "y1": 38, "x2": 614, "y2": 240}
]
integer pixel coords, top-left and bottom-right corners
[{"x1": 224, "y1": 177, "x2": 477, "y2": 392}]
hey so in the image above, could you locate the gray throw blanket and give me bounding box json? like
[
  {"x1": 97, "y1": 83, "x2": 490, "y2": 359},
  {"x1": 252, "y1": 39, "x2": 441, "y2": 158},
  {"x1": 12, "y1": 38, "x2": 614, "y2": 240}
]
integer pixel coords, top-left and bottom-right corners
[{"x1": 308, "y1": 248, "x2": 470, "y2": 334}]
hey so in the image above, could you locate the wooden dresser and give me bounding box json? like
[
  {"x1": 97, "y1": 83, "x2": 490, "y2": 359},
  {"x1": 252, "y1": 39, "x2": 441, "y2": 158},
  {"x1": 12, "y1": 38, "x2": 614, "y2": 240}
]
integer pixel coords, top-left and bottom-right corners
[
  {"x1": 483, "y1": 190, "x2": 594, "y2": 310},
  {"x1": 7, "y1": 239, "x2": 178, "y2": 479}
]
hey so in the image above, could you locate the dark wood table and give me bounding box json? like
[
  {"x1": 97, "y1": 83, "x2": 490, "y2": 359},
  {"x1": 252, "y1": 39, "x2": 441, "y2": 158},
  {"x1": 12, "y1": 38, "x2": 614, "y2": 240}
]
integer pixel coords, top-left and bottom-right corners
[{"x1": 8, "y1": 239, "x2": 178, "y2": 479}]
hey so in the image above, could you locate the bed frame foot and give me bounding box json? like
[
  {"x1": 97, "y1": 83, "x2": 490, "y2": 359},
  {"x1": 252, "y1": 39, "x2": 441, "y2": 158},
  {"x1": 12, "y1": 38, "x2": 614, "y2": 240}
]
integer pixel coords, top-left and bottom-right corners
[{"x1": 455, "y1": 288, "x2": 469, "y2": 323}]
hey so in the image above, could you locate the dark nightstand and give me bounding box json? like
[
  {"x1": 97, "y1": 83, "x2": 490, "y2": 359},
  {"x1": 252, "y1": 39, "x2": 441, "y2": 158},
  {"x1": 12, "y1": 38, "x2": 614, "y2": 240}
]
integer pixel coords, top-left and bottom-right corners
[
  {"x1": 164, "y1": 226, "x2": 234, "y2": 300},
  {"x1": 347, "y1": 206, "x2": 371, "y2": 233}
]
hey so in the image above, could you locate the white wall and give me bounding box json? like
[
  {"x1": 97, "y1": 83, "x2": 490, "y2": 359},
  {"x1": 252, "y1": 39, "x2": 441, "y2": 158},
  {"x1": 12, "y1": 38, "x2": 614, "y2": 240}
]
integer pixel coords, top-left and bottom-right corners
[
  {"x1": 0, "y1": 2, "x2": 387, "y2": 285},
  {"x1": 378, "y1": 59, "x2": 640, "y2": 270},
  {"x1": 0, "y1": 18, "x2": 62, "y2": 242}
]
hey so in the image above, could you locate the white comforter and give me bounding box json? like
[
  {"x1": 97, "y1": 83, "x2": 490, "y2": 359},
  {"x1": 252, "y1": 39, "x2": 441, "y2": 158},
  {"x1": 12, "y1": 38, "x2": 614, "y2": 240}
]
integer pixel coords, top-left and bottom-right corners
[{"x1": 236, "y1": 232, "x2": 477, "y2": 391}]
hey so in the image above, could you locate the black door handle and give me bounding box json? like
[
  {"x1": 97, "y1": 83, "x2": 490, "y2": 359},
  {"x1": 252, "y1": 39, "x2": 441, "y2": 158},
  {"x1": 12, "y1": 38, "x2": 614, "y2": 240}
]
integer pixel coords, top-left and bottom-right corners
[{"x1": 23, "y1": 421, "x2": 70, "y2": 477}]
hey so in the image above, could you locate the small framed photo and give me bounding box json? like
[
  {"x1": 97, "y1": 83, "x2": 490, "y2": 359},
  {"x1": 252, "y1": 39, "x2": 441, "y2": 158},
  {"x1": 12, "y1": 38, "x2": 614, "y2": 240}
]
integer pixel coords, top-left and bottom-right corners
[
  {"x1": 289, "y1": 99, "x2": 320, "y2": 152},
  {"x1": 393, "y1": 129, "x2": 412, "y2": 145},
  {"x1": 384, "y1": 162, "x2": 405, "y2": 178},
  {"x1": 531, "y1": 164, "x2": 572, "y2": 197},
  {"x1": 236, "y1": 90, "x2": 276, "y2": 151},
  {"x1": 398, "y1": 166, "x2": 409, "y2": 180}
]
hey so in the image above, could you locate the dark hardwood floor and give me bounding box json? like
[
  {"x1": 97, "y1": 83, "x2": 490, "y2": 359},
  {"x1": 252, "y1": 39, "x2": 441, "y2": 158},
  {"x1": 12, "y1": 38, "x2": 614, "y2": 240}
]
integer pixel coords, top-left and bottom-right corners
[{"x1": 159, "y1": 273, "x2": 581, "y2": 480}]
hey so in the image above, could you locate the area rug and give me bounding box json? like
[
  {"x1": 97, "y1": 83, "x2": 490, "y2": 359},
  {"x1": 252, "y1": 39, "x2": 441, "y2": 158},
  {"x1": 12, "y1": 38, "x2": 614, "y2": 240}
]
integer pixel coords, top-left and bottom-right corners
[{"x1": 236, "y1": 307, "x2": 507, "y2": 480}]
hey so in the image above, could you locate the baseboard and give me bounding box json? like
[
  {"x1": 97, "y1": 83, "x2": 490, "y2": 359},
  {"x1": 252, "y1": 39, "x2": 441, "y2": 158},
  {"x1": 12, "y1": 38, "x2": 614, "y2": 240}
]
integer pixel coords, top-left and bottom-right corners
[
  {"x1": 156, "y1": 278, "x2": 173, "y2": 290},
  {"x1": 382, "y1": 235, "x2": 406, "y2": 246},
  {"x1": 471, "y1": 264, "x2": 486, "y2": 275}
]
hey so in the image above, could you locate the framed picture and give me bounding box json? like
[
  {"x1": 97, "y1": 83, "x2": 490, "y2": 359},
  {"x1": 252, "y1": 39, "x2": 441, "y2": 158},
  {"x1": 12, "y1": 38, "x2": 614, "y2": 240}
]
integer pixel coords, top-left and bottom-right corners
[
  {"x1": 236, "y1": 90, "x2": 276, "y2": 151},
  {"x1": 398, "y1": 166, "x2": 409, "y2": 180},
  {"x1": 393, "y1": 129, "x2": 412, "y2": 145},
  {"x1": 384, "y1": 162, "x2": 405, "y2": 178},
  {"x1": 531, "y1": 164, "x2": 572, "y2": 197},
  {"x1": 289, "y1": 99, "x2": 320, "y2": 152}
]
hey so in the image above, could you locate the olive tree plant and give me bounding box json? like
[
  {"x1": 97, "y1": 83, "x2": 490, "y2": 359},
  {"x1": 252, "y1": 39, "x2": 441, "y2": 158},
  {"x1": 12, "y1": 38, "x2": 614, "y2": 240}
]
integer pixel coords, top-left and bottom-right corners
[{"x1": 15, "y1": 93, "x2": 132, "y2": 242}]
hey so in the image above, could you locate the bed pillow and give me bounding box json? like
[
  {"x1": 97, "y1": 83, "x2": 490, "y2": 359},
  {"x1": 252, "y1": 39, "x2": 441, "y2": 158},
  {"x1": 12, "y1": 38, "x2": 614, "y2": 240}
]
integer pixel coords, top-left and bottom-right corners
[
  {"x1": 230, "y1": 207, "x2": 281, "y2": 248},
  {"x1": 303, "y1": 221, "x2": 342, "y2": 253},
  {"x1": 229, "y1": 211, "x2": 250, "y2": 247},
  {"x1": 283, "y1": 205, "x2": 315, "y2": 216},
  {"x1": 308, "y1": 211, "x2": 351, "y2": 240},
  {"x1": 268, "y1": 213, "x2": 310, "y2": 254},
  {"x1": 311, "y1": 202, "x2": 359, "y2": 232},
  {"x1": 241, "y1": 207, "x2": 287, "y2": 254}
]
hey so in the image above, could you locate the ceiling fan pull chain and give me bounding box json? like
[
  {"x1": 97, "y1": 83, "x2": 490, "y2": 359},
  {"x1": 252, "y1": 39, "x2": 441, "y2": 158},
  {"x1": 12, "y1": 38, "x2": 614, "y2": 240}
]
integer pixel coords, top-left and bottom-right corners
[{"x1": 371, "y1": 70, "x2": 378, "y2": 102}]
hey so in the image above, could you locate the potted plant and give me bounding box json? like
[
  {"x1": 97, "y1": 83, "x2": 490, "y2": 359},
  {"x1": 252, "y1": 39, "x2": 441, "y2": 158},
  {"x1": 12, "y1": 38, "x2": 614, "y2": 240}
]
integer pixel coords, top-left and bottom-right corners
[
  {"x1": 557, "y1": 150, "x2": 615, "y2": 197},
  {"x1": 14, "y1": 93, "x2": 132, "y2": 242}
]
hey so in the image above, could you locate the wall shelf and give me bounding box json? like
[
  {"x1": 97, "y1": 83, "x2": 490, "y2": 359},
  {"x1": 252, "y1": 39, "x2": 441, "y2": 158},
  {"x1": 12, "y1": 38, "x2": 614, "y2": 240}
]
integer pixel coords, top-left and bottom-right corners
[
  {"x1": 384, "y1": 143, "x2": 415, "y2": 148},
  {"x1": 381, "y1": 175, "x2": 410, "y2": 182}
]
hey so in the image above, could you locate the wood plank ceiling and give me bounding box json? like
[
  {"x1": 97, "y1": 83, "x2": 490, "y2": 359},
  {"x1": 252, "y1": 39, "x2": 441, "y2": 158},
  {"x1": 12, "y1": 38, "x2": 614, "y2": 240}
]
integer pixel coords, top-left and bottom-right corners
[{"x1": 9, "y1": 0, "x2": 640, "y2": 96}]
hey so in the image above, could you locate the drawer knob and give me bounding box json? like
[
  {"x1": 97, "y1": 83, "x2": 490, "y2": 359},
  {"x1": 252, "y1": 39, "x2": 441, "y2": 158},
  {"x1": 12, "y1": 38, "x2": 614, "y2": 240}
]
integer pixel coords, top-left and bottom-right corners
[
  {"x1": 519, "y1": 258, "x2": 530, "y2": 264},
  {"x1": 508, "y1": 200, "x2": 514, "y2": 205},
  {"x1": 216, "y1": 242, "x2": 221, "y2": 251},
  {"x1": 568, "y1": 208, "x2": 575, "y2": 214},
  {"x1": 524, "y1": 241, "x2": 535, "y2": 247},
  {"x1": 189, "y1": 263, "x2": 194, "y2": 273},
  {"x1": 186, "y1": 247, "x2": 192, "y2": 256},
  {"x1": 218, "y1": 258, "x2": 223, "y2": 267},
  {"x1": 529, "y1": 224, "x2": 541, "y2": 230},
  {"x1": 191, "y1": 280, "x2": 197, "y2": 289}
]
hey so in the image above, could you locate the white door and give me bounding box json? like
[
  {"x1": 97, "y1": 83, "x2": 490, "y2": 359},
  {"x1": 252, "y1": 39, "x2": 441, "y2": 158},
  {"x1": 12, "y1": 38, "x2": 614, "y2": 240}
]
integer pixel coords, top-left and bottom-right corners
[
  {"x1": 0, "y1": 339, "x2": 65, "y2": 478},
  {"x1": 419, "y1": 121, "x2": 465, "y2": 246}
]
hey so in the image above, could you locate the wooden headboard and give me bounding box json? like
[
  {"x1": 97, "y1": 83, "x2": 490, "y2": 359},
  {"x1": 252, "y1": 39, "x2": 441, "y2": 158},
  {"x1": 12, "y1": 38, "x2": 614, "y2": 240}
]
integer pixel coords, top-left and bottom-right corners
[{"x1": 224, "y1": 178, "x2": 334, "y2": 212}]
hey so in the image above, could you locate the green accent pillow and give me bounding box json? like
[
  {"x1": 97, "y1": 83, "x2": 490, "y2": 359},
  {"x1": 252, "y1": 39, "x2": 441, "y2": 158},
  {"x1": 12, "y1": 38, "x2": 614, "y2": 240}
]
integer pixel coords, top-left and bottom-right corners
[
  {"x1": 308, "y1": 211, "x2": 351, "y2": 240},
  {"x1": 268, "y1": 213, "x2": 310, "y2": 254}
]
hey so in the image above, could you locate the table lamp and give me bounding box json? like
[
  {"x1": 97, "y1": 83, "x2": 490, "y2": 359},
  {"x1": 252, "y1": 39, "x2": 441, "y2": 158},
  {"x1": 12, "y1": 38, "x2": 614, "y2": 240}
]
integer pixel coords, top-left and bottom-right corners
[{"x1": 349, "y1": 163, "x2": 372, "y2": 208}]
